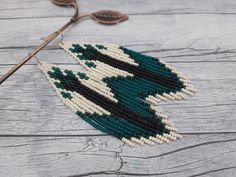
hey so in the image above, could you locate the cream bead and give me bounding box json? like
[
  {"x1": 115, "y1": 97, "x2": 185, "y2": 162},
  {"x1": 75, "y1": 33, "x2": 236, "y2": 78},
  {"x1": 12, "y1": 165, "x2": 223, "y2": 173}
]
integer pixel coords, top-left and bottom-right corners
[
  {"x1": 122, "y1": 138, "x2": 135, "y2": 147},
  {"x1": 131, "y1": 137, "x2": 144, "y2": 145},
  {"x1": 140, "y1": 137, "x2": 154, "y2": 145}
]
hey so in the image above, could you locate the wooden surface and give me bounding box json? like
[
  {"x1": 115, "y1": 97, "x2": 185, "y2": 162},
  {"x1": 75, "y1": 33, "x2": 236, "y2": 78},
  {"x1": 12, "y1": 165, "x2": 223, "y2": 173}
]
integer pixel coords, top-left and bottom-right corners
[{"x1": 0, "y1": 0, "x2": 236, "y2": 176}]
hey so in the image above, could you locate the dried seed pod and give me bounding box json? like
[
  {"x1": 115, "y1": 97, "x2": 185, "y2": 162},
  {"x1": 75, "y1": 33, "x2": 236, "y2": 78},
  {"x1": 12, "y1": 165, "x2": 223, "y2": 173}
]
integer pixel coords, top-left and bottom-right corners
[{"x1": 91, "y1": 10, "x2": 129, "y2": 25}]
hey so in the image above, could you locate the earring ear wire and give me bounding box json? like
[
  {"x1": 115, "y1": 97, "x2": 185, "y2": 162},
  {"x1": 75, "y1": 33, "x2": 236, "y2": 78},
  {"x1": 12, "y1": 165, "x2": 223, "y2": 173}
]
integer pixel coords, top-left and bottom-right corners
[
  {"x1": 33, "y1": 55, "x2": 42, "y2": 65},
  {"x1": 59, "y1": 33, "x2": 65, "y2": 45}
]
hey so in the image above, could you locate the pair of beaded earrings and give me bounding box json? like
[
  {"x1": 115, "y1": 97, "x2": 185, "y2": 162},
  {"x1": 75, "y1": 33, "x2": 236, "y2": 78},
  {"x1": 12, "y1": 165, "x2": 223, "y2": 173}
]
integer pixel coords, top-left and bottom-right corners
[
  {"x1": 38, "y1": 41, "x2": 195, "y2": 146},
  {"x1": 1, "y1": 0, "x2": 195, "y2": 146}
]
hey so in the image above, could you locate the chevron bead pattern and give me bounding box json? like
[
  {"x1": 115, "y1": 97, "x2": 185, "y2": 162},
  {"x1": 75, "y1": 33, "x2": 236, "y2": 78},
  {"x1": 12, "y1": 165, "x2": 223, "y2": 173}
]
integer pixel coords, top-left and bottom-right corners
[{"x1": 38, "y1": 42, "x2": 195, "y2": 146}]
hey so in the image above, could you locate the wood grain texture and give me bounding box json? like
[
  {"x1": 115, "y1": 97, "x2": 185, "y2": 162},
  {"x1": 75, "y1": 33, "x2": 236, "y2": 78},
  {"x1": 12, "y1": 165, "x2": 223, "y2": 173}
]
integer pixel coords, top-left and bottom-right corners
[
  {"x1": 0, "y1": 0, "x2": 236, "y2": 177},
  {"x1": 0, "y1": 134, "x2": 236, "y2": 177}
]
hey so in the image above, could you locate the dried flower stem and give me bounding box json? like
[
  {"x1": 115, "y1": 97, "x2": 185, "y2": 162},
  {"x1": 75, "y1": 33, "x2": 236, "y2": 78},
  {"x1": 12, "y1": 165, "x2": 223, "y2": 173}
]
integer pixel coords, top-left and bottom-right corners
[{"x1": 0, "y1": 0, "x2": 128, "y2": 84}]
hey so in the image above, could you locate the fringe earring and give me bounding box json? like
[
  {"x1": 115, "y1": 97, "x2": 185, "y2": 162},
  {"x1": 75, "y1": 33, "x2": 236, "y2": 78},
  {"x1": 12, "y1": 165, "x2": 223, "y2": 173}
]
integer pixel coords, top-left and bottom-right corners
[{"x1": 38, "y1": 42, "x2": 195, "y2": 146}]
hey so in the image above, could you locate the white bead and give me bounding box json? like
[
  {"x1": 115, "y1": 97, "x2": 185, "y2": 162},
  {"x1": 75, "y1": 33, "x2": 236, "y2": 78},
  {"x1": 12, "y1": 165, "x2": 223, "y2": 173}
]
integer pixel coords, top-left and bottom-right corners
[
  {"x1": 163, "y1": 93, "x2": 175, "y2": 100},
  {"x1": 149, "y1": 136, "x2": 163, "y2": 144},
  {"x1": 131, "y1": 137, "x2": 144, "y2": 145},
  {"x1": 140, "y1": 137, "x2": 154, "y2": 145},
  {"x1": 122, "y1": 138, "x2": 135, "y2": 147}
]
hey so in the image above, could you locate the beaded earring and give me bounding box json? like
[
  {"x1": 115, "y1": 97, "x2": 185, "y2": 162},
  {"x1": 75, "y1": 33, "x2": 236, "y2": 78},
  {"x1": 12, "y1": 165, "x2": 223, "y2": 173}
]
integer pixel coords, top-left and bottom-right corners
[
  {"x1": 0, "y1": 0, "x2": 195, "y2": 146},
  {"x1": 38, "y1": 42, "x2": 195, "y2": 146}
]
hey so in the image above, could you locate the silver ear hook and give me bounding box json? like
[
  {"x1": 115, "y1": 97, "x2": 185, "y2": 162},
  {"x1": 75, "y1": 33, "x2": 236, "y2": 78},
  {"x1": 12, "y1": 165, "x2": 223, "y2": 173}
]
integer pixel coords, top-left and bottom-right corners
[
  {"x1": 33, "y1": 55, "x2": 42, "y2": 65},
  {"x1": 60, "y1": 33, "x2": 64, "y2": 45}
]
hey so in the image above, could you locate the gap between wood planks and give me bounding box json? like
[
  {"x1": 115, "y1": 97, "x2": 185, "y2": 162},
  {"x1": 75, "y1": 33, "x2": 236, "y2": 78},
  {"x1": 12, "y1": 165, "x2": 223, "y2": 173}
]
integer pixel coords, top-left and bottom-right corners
[{"x1": 0, "y1": 132, "x2": 236, "y2": 137}]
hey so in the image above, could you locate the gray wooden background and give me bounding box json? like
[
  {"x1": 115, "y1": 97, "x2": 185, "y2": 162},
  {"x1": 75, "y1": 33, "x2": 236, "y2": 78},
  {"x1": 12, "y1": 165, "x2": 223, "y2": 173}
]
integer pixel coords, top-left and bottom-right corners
[{"x1": 0, "y1": 0, "x2": 236, "y2": 176}]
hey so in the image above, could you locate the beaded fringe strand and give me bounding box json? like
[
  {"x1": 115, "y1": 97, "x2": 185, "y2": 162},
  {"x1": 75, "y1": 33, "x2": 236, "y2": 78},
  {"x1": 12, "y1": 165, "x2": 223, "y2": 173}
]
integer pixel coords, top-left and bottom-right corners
[{"x1": 38, "y1": 42, "x2": 195, "y2": 147}]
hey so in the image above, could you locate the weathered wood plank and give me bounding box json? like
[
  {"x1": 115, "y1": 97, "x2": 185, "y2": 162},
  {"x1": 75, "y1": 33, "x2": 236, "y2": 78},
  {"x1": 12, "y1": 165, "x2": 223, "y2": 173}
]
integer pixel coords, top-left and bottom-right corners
[
  {"x1": 0, "y1": 133, "x2": 235, "y2": 177},
  {"x1": 1, "y1": 45, "x2": 236, "y2": 65},
  {"x1": 1, "y1": 0, "x2": 236, "y2": 176},
  {"x1": 1, "y1": 0, "x2": 236, "y2": 20},
  {"x1": 1, "y1": 14, "x2": 236, "y2": 50},
  {"x1": 0, "y1": 62, "x2": 235, "y2": 135}
]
